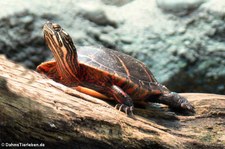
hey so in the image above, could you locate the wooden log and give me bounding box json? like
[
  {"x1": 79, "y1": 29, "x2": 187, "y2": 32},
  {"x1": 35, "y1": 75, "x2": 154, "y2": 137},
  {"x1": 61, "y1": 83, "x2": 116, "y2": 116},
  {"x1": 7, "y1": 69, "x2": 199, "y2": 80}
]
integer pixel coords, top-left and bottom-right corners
[{"x1": 0, "y1": 55, "x2": 224, "y2": 149}]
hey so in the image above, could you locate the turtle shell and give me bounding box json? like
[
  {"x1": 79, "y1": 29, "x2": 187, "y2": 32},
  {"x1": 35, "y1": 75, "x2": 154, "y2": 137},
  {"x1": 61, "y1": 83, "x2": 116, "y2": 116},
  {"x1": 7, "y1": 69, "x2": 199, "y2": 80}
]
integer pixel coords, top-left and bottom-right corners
[{"x1": 77, "y1": 46, "x2": 161, "y2": 91}]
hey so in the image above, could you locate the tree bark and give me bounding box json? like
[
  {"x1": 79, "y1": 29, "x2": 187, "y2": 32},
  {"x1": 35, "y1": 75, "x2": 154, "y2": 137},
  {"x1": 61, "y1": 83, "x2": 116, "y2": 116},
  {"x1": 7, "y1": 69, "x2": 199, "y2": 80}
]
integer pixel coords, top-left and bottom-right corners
[{"x1": 0, "y1": 55, "x2": 224, "y2": 149}]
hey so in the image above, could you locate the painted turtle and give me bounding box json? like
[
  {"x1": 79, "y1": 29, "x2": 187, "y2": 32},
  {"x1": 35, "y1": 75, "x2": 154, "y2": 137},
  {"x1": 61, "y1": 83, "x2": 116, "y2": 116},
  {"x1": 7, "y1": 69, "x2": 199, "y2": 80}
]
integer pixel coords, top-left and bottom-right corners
[{"x1": 37, "y1": 22, "x2": 194, "y2": 115}]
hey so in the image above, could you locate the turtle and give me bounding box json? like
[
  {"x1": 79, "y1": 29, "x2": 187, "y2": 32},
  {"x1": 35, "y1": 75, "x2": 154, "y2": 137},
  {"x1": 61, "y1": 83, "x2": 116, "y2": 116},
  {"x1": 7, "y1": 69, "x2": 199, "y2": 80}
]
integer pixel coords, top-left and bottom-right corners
[{"x1": 37, "y1": 22, "x2": 194, "y2": 115}]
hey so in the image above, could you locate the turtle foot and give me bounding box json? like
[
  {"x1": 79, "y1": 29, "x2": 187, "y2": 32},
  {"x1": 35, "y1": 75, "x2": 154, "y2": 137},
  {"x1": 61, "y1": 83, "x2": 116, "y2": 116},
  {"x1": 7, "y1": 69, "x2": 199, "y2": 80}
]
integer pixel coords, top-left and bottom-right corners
[
  {"x1": 172, "y1": 93, "x2": 195, "y2": 113},
  {"x1": 158, "y1": 92, "x2": 195, "y2": 113},
  {"x1": 115, "y1": 104, "x2": 134, "y2": 117},
  {"x1": 180, "y1": 100, "x2": 195, "y2": 113}
]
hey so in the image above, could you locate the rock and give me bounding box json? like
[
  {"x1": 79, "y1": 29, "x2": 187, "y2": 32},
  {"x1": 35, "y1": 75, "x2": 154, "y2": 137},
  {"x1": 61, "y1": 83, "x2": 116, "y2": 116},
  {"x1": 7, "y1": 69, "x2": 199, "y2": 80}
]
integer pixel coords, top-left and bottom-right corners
[
  {"x1": 20, "y1": 15, "x2": 33, "y2": 24},
  {"x1": 101, "y1": 0, "x2": 133, "y2": 6},
  {"x1": 77, "y1": 2, "x2": 118, "y2": 27},
  {"x1": 156, "y1": 0, "x2": 206, "y2": 15},
  {"x1": 201, "y1": 0, "x2": 225, "y2": 16},
  {"x1": 120, "y1": 36, "x2": 133, "y2": 44},
  {"x1": 24, "y1": 59, "x2": 35, "y2": 68},
  {"x1": 0, "y1": 11, "x2": 50, "y2": 69},
  {"x1": 99, "y1": 34, "x2": 115, "y2": 47}
]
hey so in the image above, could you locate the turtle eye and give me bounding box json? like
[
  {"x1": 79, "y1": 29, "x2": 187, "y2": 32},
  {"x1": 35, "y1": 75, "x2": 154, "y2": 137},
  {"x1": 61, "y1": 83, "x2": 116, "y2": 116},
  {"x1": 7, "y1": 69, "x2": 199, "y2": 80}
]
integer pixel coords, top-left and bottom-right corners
[{"x1": 52, "y1": 23, "x2": 61, "y2": 31}]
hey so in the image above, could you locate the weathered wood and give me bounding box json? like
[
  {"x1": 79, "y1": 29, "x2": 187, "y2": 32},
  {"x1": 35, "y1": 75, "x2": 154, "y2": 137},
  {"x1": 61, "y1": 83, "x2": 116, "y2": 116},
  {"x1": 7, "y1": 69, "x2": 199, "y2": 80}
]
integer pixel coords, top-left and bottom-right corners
[{"x1": 0, "y1": 55, "x2": 224, "y2": 149}]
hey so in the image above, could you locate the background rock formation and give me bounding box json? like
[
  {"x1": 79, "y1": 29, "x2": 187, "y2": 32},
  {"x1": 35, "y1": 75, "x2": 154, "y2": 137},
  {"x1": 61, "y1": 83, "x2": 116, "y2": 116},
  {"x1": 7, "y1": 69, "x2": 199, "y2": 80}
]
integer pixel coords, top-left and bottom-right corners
[{"x1": 0, "y1": 1, "x2": 224, "y2": 92}]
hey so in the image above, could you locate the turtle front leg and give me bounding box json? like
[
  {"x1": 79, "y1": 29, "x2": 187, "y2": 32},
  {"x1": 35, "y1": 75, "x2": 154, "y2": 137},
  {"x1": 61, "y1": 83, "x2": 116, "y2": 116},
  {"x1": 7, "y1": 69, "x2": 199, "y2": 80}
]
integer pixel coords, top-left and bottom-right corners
[{"x1": 109, "y1": 85, "x2": 134, "y2": 116}]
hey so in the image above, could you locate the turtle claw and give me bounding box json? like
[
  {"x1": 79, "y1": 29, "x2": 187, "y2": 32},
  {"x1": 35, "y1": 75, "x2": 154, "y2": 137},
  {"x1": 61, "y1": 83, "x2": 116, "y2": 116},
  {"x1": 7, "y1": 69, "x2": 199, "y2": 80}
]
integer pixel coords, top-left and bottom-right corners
[
  {"x1": 115, "y1": 104, "x2": 123, "y2": 111},
  {"x1": 115, "y1": 104, "x2": 134, "y2": 116},
  {"x1": 128, "y1": 106, "x2": 134, "y2": 117},
  {"x1": 119, "y1": 104, "x2": 125, "y2": 111},
  {"x1": 115, "y1": 104, "x2": 126, "y2": 111}
]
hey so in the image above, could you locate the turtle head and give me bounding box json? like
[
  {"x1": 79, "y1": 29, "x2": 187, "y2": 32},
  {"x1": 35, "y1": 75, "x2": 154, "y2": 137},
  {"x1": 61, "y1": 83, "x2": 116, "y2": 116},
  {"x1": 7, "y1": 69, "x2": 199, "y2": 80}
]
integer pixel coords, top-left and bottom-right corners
[
  {"x1": 158, "y1": 92, "x2": 195, "y2": 113},
  {"x1": 43, "y1": 22, "x2": 80, "y2": 82}
]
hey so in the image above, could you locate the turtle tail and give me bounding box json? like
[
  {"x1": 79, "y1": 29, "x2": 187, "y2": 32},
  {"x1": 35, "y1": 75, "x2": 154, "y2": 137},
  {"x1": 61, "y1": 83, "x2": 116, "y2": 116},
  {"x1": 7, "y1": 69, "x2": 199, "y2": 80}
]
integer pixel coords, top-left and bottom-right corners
[{"x1": 157, "y1": 92, "x2": 195, "y2": 112}]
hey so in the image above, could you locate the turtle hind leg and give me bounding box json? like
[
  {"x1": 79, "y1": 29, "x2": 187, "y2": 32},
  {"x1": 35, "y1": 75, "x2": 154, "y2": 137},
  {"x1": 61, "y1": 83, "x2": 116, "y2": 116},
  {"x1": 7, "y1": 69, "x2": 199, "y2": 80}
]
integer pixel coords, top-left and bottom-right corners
[
  {"x1": 149, "y1": 92, "x2": 195, "y2": 113},
  {"x1": 109, "y1": 85, "x2": 134, "y2": 116}
]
